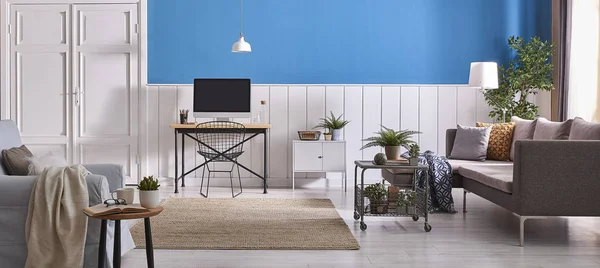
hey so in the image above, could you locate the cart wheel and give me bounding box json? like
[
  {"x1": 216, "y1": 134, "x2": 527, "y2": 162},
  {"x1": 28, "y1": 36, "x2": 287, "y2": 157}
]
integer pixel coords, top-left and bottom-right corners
[
  {"x1": 424, "y1": 223, "x2": 432, "y2": 232},
  {"x1": 360, "y1": 222, "x2": 367, "y2": 231},
  {"x1": 412, "y1": 216, "x2": 419, "y2": 221},
  {"x1": 353, "y1": 211, "x2": 360, "y2": 220}
]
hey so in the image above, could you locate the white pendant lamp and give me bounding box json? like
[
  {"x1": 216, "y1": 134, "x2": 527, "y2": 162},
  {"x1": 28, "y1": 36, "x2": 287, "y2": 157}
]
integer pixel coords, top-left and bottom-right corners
[{"x1": 232, "y1": 0, "x2": 251, "y2": 53}]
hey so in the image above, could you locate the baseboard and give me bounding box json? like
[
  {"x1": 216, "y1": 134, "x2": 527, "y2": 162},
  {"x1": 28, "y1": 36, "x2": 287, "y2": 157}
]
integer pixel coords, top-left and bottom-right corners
[{"x1": 157, "y1": 176, "x2": 383, "y2": 188}]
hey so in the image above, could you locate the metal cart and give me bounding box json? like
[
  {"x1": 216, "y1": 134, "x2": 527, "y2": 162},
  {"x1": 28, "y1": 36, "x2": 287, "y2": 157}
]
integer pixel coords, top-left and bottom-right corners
[{"x1": 353, "y1": 160, "x2": 431, "y2": 232}]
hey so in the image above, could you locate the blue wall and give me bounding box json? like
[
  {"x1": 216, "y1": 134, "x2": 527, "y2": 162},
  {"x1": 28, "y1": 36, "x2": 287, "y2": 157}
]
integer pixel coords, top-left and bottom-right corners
[{"x1": 148, "y1": 0, "x2": 551, "y2": 84}]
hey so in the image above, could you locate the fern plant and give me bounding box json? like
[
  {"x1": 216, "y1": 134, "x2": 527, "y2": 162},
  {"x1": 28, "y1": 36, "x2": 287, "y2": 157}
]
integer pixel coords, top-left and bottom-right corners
[
  {"x1": 313, "y1": 111, "x2": 350, "y2": 131},
  {"x1": 360, "y1": 126, "x2": 420, "y2": 150},
  {"x1": 138, "y1": 175, "x2": 160, "y2": 191}
]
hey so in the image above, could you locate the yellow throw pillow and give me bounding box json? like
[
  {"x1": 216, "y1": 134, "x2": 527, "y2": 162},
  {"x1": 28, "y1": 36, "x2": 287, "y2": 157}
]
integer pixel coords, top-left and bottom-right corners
[{"x1": 476, "y1": 122, "x2": 515, "y2": 161}]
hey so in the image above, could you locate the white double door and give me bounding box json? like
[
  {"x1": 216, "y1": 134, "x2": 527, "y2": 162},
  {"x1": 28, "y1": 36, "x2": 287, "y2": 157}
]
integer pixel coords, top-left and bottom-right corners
[{"x1": 8, "y1": 3, "x2": 139, "y2": 183}]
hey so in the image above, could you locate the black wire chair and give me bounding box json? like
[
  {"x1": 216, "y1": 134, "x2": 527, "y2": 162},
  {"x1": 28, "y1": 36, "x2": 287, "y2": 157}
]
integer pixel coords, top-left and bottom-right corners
[{"x1": 195, "y1": 121, "x2": 246, "y2": 198}]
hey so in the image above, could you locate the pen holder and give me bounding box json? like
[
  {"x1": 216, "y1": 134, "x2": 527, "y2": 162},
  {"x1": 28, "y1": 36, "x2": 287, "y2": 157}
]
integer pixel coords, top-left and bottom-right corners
[{"x1": 179, "y1": 114, "x2": 188, "y2": 124}]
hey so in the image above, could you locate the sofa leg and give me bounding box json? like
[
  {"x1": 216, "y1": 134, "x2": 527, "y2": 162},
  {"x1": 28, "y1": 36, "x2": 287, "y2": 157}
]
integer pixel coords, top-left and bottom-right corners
[
  {"x1": 463, "y1": 190, "x2": 468, "y2": 213},
  {"x1": 519, "y1": 216, "x2": 527, "y2": 247}
]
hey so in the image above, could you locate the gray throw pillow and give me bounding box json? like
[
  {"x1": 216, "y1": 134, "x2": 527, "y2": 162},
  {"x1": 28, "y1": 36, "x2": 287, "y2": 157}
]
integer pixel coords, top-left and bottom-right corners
[
  {"x1": 1, "y1": 145, "x2": 33, "y2": 175},
  {"x1": 569, "y1": 117, "x2": 600, "y2": 140},
  {"x1": 533, "y1": 117, "x2": 573, "y2": 140},
  {"x1": 510, "y1": 116, "x2": 537, "y2": 161},
  {"x1": 449, "y1": 125, "x2": 493, "y2": 161}
]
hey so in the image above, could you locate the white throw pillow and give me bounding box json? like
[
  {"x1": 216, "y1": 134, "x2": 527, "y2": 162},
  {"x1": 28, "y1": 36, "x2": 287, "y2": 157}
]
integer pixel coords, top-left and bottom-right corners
[{"x1": 26, "y1": 151, "x2": 68, "y2": 175}]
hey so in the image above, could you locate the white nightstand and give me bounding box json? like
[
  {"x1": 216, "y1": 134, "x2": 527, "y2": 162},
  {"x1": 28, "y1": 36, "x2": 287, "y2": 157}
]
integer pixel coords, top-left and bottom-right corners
[{"x1": 292, "y1": 140, "x2": 347, "y2": 191}]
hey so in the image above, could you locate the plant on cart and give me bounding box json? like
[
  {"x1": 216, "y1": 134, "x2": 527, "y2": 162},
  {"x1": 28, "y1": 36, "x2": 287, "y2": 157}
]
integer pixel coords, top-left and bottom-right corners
[
  {"x1": 405, "y1": 190, "x2": 418, "y2": 215},
  {"x1": 408, "y1": 144, "x2": 420, "y2": 166},
  {"x1": 396, "y1": 190, "x2": 407, "y2": 215},
  {"x1": 361, "y1": 126, "x2": 420, "y2": 160},
  {"x1": 363, "y1": 182, "x2": 388, "y2": 214}
]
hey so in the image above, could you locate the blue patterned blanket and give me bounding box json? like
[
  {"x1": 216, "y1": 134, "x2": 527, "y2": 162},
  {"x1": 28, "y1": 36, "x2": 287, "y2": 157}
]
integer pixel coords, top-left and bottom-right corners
[{"x1": 401, "y1": 150, "x2": 456, "y2": 213}]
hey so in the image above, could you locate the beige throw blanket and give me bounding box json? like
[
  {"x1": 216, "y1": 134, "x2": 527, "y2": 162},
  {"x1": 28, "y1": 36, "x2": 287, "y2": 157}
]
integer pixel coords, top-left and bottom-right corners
[{"x1": 25, "y1": 165, "x2": 90, "y2": 268}]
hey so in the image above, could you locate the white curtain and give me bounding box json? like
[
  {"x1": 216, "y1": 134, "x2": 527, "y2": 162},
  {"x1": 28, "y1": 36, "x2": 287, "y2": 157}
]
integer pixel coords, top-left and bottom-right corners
[{"x1": 568, "y1": 0, "x2": 600, "y2": 121}]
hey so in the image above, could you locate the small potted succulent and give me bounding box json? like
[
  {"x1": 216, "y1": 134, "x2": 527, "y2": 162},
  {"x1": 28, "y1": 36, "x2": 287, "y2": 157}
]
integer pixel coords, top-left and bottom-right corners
[
  {"x1": 396, "y1": 190, "x2": 407, "y2": 215},
  {"x1": 363, "y1": 182, "x2": 388, "y2": 214},
  {"x1": 406, "y1": 190, "x2": 418, "y2": 215},
  {"x1": 408, "y1": 144, "x2": 420, "y2": 166},
  {"x1": 313, "y1": 111, "x2": 350, "y2": 141},
  {"x1": 323, "y1": 130, "x2": 332, "y2": 141},
  {"x1": 361, "y1": 125, "x2": 420, "y2": 160},
  {"x1": 138, "y1": 175, "x2": 161, "y2": 208}
]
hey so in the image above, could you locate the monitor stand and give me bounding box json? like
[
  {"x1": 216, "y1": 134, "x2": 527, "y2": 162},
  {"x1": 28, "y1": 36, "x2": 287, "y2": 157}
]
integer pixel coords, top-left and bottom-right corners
[{"x1": 216, "y1": 117, "x2": 231, "y2": 122}]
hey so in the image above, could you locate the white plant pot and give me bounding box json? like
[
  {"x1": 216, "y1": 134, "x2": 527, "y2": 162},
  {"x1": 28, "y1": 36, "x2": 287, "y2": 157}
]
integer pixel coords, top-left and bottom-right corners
[
  {"x1": 332, "y1": 129, "x2": 343, "y2": 141},
  {"x1": 139, "y1": 190, "x2": 160, "y2": 209}
]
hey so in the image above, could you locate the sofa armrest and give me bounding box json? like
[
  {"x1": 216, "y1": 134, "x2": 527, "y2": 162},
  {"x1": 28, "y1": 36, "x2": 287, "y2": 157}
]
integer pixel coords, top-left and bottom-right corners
[
  {"x1": 513, "y1": 140, "x2": 600, "y2": 216},
  {"x1": 445, "y1": 129, "x2": 457, "y2": 157},
  {"x1": 0, "y1": 176, "x2": 37, "y2": 206},
  {"x1": 83, "y1": 164, "x2": 124, "y2": 192}
]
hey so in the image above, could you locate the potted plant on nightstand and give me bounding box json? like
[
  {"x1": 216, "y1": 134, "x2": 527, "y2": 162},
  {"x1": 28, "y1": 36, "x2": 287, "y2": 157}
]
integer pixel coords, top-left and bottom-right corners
[
  {"x1": 138, "y1": 175, "x2": 161, "y2": 209},
  {"x1": 313, "y1": 111, "x2": 350, "y2": 141},
  {"x1": 363, "y1": 182, "x2": 388, "y2": 214},
  {"x1": 361, "y1": 126, "x2": 420, "y2": 160},
  {"x1": 408, "y1": 144, "x2": 420, "y2": 166}
]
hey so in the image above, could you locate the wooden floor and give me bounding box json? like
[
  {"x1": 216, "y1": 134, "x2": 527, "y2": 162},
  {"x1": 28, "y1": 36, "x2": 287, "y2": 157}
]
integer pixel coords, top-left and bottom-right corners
[{"x1": 121, "y1": 185, "x2": 600, "y2": 268}]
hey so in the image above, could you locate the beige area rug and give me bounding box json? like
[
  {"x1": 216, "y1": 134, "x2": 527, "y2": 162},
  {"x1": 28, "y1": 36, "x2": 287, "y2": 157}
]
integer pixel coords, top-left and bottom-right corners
[{"x1": 130, "y1": 198, "x2": 360, "y2": 250}]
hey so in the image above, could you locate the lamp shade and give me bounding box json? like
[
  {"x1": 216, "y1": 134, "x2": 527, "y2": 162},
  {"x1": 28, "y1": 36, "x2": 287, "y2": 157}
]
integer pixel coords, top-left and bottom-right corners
[
  {"x1": 232, "y1": 36, "x2": 251, "y2": 53},
  {"x1": 468, "y1": 62, "x2": 498, "y2": 89}
]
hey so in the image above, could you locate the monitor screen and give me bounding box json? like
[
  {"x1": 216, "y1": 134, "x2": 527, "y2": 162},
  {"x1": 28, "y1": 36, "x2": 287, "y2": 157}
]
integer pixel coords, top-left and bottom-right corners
[{"x1": 193, "y1": 79, "x2": 251, "y2": 113}]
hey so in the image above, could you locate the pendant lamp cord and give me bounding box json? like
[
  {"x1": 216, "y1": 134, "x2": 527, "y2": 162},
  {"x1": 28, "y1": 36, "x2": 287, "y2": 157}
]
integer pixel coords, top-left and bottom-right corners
[{"x1": 239, "y1": 0, "x2": 243, "y2": 37}]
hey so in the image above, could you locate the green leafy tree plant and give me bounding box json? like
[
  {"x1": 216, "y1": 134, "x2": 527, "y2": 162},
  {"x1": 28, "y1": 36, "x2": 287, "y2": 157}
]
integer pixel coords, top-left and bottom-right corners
[{"x1": 485, "y1": 36, "x2": 555, "y2": 121}]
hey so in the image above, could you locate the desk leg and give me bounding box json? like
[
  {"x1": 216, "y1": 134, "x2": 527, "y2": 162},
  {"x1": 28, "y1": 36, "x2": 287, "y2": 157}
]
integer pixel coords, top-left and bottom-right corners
[
  {"x1": 98, "y1": 219, "x2": 107, "y2": 268},
  {"x1": 114, "y1": 220, "x2": 121, "y2": 268},
  {"x1": 174, "y1": 130, "x2": 178, "y2": 194},
  {"x1": 144, "y1": 218, "x2": 155, "y2": 268},
  {"x1": 263, "y1": 130, "x2": 268, "y2": 194},
  {"x1": 181, "y1": 133, "x2": 186, "y2": 187}
]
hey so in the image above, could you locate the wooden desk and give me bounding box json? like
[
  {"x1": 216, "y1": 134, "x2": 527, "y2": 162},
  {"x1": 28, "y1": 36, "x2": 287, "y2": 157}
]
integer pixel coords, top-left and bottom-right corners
[
  {"x1": 87, "y1": 206, "x2": 164, "y2": 268},
  {"x1": 170, "y1": 123, "x2": 271, "y2": 194}
]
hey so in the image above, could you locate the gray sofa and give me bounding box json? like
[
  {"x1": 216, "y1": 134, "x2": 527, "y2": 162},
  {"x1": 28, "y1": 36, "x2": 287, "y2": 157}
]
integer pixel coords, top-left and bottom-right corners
[
  {"x1": 383, "y1": 128, "x2": 600, "y2": 246},
  {"x1": 0, "y1": 120, "x2": 130, "y2": 267}
]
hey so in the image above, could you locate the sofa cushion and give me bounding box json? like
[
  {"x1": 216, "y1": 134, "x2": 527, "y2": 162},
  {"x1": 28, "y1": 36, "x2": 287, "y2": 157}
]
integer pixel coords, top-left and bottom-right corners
[
  {"x1": 476, "y1": 122, "x2": 514, "y2": 161},
  {"x1": 449, "y1": 125, "x2": 492, "y2": 161},
  {"x1": 569, "y1": 117, "x2": 600, "y2": 140},
  {"x1": 533, "y1": 117, "x2": 572, "y2": 140},
  {"x1": 1, "y1": 145, "x2": 33, "y2": 175},
  {"x1": 458, "y1": 165, "x2": 514, "y2": 193},
  {"x1": 510, "y1": 116, "x2": 537, "y2": 161}
]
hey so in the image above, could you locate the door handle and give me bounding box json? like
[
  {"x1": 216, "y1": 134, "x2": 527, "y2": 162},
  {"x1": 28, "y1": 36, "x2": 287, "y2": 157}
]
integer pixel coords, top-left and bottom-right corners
[
  {"x1": 318, "y1": 156, "x2": 322, "y2": 159},
  {"x1": 74, "y1": 87, "x2": 84, "y2": 106}
]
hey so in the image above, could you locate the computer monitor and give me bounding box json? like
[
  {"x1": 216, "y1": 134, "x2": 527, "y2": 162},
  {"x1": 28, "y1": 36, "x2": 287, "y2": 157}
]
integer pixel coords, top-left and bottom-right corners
[{"x1": 193, "y1": 78, "x2": 251, "y2": 120}]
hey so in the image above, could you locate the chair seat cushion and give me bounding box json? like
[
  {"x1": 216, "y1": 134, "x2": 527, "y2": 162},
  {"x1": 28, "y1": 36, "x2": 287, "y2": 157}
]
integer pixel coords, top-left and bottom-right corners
[
  {"x1": 198, "y1": 151, "x2": 244, "y2": 161},
  {"x1": 458, "y1": 165, "x2": 514, "y2": 193}
]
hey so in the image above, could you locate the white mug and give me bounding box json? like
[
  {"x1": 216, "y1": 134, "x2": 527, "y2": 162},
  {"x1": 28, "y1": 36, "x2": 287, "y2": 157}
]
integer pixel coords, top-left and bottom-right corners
[{"x1": 111, "y1": 188, "x2": 135, "y2": 204}]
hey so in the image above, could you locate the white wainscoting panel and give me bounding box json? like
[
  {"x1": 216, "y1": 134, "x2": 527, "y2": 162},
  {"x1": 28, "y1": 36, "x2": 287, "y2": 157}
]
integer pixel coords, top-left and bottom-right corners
[{"x1": 146, "y1": 84, "x2": 488, "y2": 187}]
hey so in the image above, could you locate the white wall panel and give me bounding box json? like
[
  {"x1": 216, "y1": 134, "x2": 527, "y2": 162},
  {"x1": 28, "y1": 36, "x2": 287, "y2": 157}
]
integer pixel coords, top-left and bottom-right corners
[
  {"x1": 400, "y1": 86, "x2": 420, "y2": 154},
  {"x1": 457, "y1": 86, "x2": 477, "y2": 126},
  {"x1": 344, "y1": 86, "x2": 363, "y2": 176},
  {"x1": 362, "y1": 86, "x2": 381, "y2": 178},
  {"x1": 149, "y1": 83, "x2": 488, "y2": 186},
  {"x1": 437, "y1": 87, "x2": 457, "y2": 156},
  {"x1": 157, "y1": 85, "x2": 177, "y2": 179},
  {"x1": 419, "y1": 87, "x2": 438, "y2": 153},
  {"x1": 269, "y1": 86, "x2": 288, "y2": 178},
  {"x1": 287, "y1": 86, "x2": 307, "y2": 179}
]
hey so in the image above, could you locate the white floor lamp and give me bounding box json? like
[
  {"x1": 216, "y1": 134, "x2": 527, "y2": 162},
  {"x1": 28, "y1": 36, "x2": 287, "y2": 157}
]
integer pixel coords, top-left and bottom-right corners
[{"x1": 468, "y1": 62, "x2": 507, "y2": 122}]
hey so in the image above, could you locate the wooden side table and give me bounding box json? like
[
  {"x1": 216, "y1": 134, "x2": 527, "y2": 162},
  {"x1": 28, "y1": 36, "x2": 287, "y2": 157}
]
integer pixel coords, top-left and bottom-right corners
[{"x1": 86, "y1": 206, "x2": 163, "y2": 268}]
